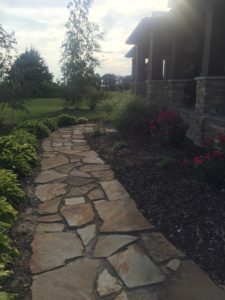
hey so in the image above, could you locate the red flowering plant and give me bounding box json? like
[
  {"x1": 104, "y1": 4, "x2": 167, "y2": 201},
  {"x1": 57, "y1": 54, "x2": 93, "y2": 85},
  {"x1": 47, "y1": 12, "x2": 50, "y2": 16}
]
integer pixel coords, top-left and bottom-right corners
[
  {"x1": 192, "y1": 134, "x2": 225, "y2": 186},
  {"x1": 149, "y1": 111, "x2": 188, "y2": 147}
]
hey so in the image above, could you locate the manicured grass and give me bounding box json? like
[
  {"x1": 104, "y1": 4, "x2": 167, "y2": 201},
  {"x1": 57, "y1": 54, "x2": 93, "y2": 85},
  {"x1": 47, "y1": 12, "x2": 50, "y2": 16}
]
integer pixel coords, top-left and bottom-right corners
[{"x1": 1, "y1": 98, "x2": 108, "y2": 125}]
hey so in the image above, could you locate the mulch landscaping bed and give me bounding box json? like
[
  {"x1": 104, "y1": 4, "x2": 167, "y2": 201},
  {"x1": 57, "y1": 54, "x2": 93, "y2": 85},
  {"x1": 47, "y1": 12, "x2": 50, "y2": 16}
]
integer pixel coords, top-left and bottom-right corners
[{"x1": 87, "y1": 131, "x2": 225, "y2": 287}]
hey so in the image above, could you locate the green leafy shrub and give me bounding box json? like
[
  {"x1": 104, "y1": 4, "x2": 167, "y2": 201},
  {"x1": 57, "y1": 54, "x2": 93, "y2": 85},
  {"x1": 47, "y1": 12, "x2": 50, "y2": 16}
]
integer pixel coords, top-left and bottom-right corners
[
  {"x1": 87, "y1": 88, "x2": 105, "y2": 110},
  {"x1": 149, "y1": 111, "x2": 188, "y2": 147},
  {"x1": 191, "y1": 134, "x2": 225, "y2": 186},
  {"x1": 11, "y1": 129, "x2": 38, "y2": 149},
  {"x1": 0, "y1": 136, "x2": 39, "y2": 176},
  {"x1": 76, "y1": 117, "x2": 88, "y2": 124},
  {"x1": 40, "y1": 118, "x2": 58, "y2": 132},
  {"x1": 56, "y1": 114, "x2": 77, "y2": 127},
  {"x1": 90, "y1": 125, "x2": 105, "y2": 138},
  {"x1": 112, "y1": 95, "x2": 150, "y2": 133},
  {"x1": 16, "y1": 120, "x2": 50, "y2": 139},
  {"x1": 158, "y1": 157, "x2": 175, "y2": 169},
  {"x1": 0, "y1": 292, "x2": 18, "y2": 300},
  {"x1": 0, "y1": 197, "x2": 17, "y2": 225},
  {"x1": 0, "y1": 169, "x2": 25, "y2": 205},
  {"x1": 112, "y1": 141, "x2": 128, "y2": 151}
]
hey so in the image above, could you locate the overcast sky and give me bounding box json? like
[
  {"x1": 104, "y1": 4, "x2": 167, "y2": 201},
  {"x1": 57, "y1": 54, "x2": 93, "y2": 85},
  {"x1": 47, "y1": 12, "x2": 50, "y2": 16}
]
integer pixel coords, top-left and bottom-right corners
[{"x1": 0, "y1": 0, "x2": 168, "y2": 79}]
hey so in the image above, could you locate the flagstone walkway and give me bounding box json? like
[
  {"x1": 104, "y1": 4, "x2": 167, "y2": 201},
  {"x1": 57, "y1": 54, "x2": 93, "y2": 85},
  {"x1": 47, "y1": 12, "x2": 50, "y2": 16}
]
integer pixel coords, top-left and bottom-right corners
[{"x1": 30, "y1": 124, "x2": 225, "y2": 300}]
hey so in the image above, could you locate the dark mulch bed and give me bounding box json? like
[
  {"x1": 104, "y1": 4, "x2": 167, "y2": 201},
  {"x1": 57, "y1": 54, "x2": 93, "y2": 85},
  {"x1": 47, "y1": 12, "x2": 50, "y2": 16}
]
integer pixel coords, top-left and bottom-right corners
[{"x1": 87, "y1": 131, "x2": 225, "y2": 286}]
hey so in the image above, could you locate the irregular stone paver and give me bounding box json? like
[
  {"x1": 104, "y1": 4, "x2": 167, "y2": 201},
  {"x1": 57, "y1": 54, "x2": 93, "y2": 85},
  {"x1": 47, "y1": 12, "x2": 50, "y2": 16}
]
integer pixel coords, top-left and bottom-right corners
[
  {"x1": 35, "y1": 170, "x2": 67, "y2": 183},
  {"x1": 32, "y1": 259, "x2": 99, "y2": 300},
  {"x1": 65, "y1": 197, "x2": 85, "y2": 205},
  {"x1": 167, "y1": 259, "x2": 182, "y2": 272},
  {"x1": 100, "y1": 180, "x2": 130, "y2": 201},
  {"x1": 142, "y1": 232, "x2": 185, "y2": 263},
  {"x1": 35, "y1": 183, "x2": 67, "y2": 202},
  {"x1": 38, "y1": 198, "x2": 61, "y2": 215},
  {"x1": 83, "y1": 156, "x2": 105, "y2": 164},
  {"x1": 160, "y1": 260, "x2": 225, "y2": 300},
  {"x1": 30, "y1": 232, "x2": 83, "y2": 273},
  {"x1": 77, "y1": 224, "x2": 96, "y2": 246},
  {"x1": 91, "y1": 170, "x2": 114, "y2": 180},
  {"x1": 30, "y1": 125, "x2": 225, "y2": 300},
  {"x1": 61, "y1": 203, "x2": 94, "y2": 227},
  {"x1": 87, "y1": 187, "x2": 105, "y2": 201},
  {"x1": 94, "y1": 235, "x2": 137, "y2": 257},
  {"x1": 116, "y1": 290, "x2": 158, "y2": 300},
  {"x1": 68, "y1": 184, "x2": 97, "y2": 197},
  {"x1": 108, "y1": 244, "x2": 165, "y2": 288},
  {"x1": 97, "y1": 269, "x2": 122, "y2": 296},
  {"x1": 41, "y1": 154, "x2": 68, "y2": 170},
  {"x1": 38, "y1": 214, "x2": 63, "y2": 223},
  {"x1": 95, "y1": 200, "x2": 153, "y2": 232},
  {"x1": 70, "y1": 169, "x2": 91, "y2": 177},
  {"x1": 66, "y1": 176, "x2": 95, "y2": 186},
  {"x1": 36, "y1": 223, "x2": 64, "y2": 232},
  {"x1": 80, "y1": 164, "x2": 111, "y2": 172}
]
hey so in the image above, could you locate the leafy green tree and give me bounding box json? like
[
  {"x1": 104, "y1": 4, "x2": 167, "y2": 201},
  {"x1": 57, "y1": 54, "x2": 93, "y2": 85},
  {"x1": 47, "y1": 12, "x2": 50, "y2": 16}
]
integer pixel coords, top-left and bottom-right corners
[
  {"x1": 10, "y1": 48, "x2": 53, "y2": 98},
  {"x1": 61, "y1": 0, "x2": 103, "y2": 107},
  {"x1": 101, "y1": 73, "x2": 117, "y2": 90},
  {"x1": 0, "y1": 24, "x2": 17, "y2": 83}
]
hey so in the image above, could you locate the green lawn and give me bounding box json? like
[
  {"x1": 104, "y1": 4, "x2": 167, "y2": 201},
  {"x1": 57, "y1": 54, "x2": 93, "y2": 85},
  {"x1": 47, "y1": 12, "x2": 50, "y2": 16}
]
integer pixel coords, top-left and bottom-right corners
[{"x1": 0, "y1": 98, "x2": 108, "y2": 127}]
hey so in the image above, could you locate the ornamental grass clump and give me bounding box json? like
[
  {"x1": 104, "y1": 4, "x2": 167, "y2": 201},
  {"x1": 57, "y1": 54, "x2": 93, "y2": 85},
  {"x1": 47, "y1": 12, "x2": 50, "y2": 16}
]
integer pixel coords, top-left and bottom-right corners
[
  {"x1": 149, "y1": 111, "x2": 188, "y2": 147},
  {"x1": 192, "y1": 134, "x2": 225, "y2": 186}
]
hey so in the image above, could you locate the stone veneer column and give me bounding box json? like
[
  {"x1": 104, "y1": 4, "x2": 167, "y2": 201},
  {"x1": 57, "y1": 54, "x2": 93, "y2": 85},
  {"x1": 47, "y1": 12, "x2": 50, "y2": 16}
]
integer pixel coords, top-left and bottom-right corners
[
  {"x1": 195, "y1": 77, "x2": 225, "y2": 114},
  {"x1": 168, "y1": 79, "x2": 195, "y2": 109}
]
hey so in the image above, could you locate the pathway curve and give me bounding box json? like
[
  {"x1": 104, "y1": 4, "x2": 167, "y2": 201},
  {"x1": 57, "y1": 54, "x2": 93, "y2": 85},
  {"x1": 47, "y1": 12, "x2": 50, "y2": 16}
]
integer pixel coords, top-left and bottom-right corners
[{"x1": 30, "y1": 124, "x2": 225, "y2": 300}]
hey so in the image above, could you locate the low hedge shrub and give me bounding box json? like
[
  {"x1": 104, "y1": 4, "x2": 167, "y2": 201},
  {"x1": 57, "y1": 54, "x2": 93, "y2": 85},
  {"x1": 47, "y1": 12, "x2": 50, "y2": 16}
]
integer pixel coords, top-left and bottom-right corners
[
  {"x1": 0, "y1": 169, "x2": 25, "y2": 206},
  {"x1": 16, "y1": 120, "x2": 50, "y2": 139},
  {"x1": 40, "y1": 118, "x2": 58, "y2": 132},
  {"x1": 11, "y1": 129, "x2": 38, "y2": 149},
  {"x1": 56, "y1": 114, "x2": 77, "y2": 127},
  {"x1": 76, "y1": 117, "x2": 88, "y2": 124},
  {"x1": 0, "y1": 136, "x2": 39, "y2": 177}
]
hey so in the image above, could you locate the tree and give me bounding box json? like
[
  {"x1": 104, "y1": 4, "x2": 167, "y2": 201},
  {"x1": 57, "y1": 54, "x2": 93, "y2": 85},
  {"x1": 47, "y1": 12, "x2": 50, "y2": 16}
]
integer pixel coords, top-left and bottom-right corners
[
  {"x1": 0, "y1": 24, "x2": 17, "y2": 83},
  {"x1": 10, "y1": 48, "x2": 53, "y2": 98},
  {"x1": 101, "y1": 73, "x2": 117, "y2": 90},
  {"x1": 61, "y1": 0, "x2": 103, "y2": 107}
]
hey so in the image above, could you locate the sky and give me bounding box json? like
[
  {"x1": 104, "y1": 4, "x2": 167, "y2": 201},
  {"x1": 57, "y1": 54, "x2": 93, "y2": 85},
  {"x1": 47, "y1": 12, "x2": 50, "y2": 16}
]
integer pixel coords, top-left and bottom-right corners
[{"x1": 0, "y1": 0, "x2": 169, "y2": 80}]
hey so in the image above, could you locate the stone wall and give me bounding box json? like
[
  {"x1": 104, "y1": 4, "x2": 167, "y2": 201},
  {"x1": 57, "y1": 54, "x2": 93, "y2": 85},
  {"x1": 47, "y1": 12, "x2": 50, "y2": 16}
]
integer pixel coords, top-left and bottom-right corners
[
  {"x1": 168, "y1": 80, "x2": 195, "y2": 110},
  {"x1": 195, "y1": 77, "x2": 225, "y2": 114},
  {"x1": 147, "y1": 80, "x2": 170, "y2": 109}
]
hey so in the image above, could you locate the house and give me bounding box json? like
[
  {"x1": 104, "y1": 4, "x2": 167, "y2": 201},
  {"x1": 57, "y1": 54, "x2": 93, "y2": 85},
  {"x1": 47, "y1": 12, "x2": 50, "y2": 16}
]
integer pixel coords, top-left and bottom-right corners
[{"x1": 126, "y1": 0, "x2": 225, "y2": 144}]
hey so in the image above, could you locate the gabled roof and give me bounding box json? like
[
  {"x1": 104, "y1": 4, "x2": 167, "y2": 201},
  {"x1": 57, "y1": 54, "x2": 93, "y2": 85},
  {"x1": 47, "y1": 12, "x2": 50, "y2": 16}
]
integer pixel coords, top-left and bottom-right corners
[
  {"x1": 126, "y1": 12, "x2": 170, "y2": 45},
  {"x1": 125, "y1": 46, "x2": 136, "y2": 58}
]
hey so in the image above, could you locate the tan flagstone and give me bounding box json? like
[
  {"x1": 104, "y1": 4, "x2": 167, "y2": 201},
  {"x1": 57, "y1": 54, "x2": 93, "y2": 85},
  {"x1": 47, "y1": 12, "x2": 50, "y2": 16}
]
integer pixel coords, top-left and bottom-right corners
[
  {"x1": 30, "y1": 232, "x2": 83, "y2": 273},
  {"x1": 55, "y1": 162, "x2": 81, "y2": 174},
  {"x1": 68, "y1": 184, "x2": 97, "y2": 197},
  {"x1": 38, "y1": 214, "x2": 63, "y2": 223},
  {"x1": 80, "y1": 164, "x2": 111, "y2": 172},
  {"x1": 82, "y1": 156, "x2": 105, "y2": 164},
  {"x1": 36, "y1": 223, "x2": 64, "y2": 232},
  {"x1": 94, "y1": 235, "x2": 137, "y2": 257},
  {"x1": 65, "y1": 197, "x2": 85, "y2": 205},
  {"x1": 87, "y1": 188, "x2": 105, "y2": 201},
  {"x1": 97, "y1": 269, "x2": 122, "y2": 297},
  {"x1": 141, "y1": 233, "x2": 185, "y2": 263},
  {"x1": 70, "y1": 169, "x2": 91, "y2": 177},
  {"x1": 66, "y1": 176, "x2": 96, "y2": 186},
  {"x1": 77, "y1": 224, "x2": 96, "y2": 246},
  {"x1": 95, "y1": 200, "x2": 153, "y2": 232},
  {"x1": 100, "y1": 180, "x2": 130, "y2": 201},
  {"x1": 35, "y1": 183, "x2": 67, "y2": 202},
  {"x1": 35, "y1": 170, "x2": 67, "y2": 183},
  {"x1": 108, "y1": 244, "x2": 165, "y2": 288},
  {"x1": 41, "y1": 154, "x2": 68, "y2": 170},
  {"x1": 38, "y1": 198, "x2": 61, "y2": 215},
  {"x1": 91, "y1": 170, "x2": 114, "y2": 181},
  {"x1": 61, "y1": 203, "x2": 94, "y2": 227}
]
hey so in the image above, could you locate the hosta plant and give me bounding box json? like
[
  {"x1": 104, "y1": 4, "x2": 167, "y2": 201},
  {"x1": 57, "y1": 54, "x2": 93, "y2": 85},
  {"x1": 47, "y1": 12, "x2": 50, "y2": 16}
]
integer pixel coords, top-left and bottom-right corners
[{"x1": 16, "y1": 120, "x2": 50, "y2": 139}]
